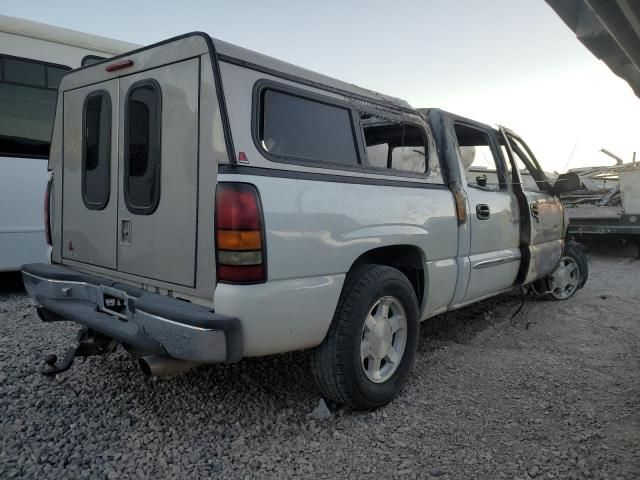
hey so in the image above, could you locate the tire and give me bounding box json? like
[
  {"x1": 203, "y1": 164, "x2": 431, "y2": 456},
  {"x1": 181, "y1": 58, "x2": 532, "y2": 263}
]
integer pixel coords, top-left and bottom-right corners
[
  {"x1": 543, "y1": 239, "x2": 589, "y2": 301},
  {"x1": 311, "y1": 263, "x2": 419, "y2": 410}
]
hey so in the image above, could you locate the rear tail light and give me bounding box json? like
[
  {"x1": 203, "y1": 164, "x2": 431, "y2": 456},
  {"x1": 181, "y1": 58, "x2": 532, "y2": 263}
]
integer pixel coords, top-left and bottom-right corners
[
  {"x1": 215, "y1": 183, "x2": 266, "y2": 283},
  {"x1": 44, "y1": 176, "x2": 53, "y2": 246}
]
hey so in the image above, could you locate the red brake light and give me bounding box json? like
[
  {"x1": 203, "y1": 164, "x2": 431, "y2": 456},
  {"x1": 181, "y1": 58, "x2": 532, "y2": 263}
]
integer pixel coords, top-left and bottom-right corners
[
  {"x1": 105, "y1": 59, "x2": 133, "y2": 72},
  {"x1": 217, "y1": 264, "x2": 265, "y2": 283},
  {"x1": 216, "y1": 186, "x2": 261, "y2": 230},
  {"x1": 215, "y1": 183, "x2": 265, "y2": 283},
  {"x1": 44, "y1": 177, "x2": 52, "y2": 246}
]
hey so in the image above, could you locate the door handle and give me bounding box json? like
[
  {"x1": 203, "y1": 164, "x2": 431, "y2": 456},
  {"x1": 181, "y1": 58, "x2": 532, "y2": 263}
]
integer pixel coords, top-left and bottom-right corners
[
  {"x1": 476, "y1": 204, "x2": 490, "y2": 220},
  {"x1": 530, "y1": 203, "x2": 540, "y2": 222},
  {"x1": 120, "y1": 219, "x2": 131, "y2": 245}
]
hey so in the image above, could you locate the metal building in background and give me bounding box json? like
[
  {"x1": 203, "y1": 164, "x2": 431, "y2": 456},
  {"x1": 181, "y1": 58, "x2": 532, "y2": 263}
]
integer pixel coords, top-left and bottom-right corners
[{"x1": 546, "y1": 0, "x2": 640, "y2": 98}]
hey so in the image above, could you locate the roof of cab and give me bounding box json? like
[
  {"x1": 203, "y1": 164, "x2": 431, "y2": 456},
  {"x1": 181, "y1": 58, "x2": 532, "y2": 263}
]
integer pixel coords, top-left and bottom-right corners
[{"x1": 212, "y1": 37, "x2": 414, "y2": 112}]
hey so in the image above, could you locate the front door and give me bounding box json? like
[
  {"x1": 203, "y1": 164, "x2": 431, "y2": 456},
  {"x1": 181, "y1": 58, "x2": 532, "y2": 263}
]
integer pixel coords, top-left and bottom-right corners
[
  {"x1": 454, "y1": 122, "x2": 521, "y2": 302},
  {"x1": 499, "y1": 128, "x2": 563, "y2": 284},
  {"x1": 116, "y1": 58, "x2": 200, "y2": 287}
]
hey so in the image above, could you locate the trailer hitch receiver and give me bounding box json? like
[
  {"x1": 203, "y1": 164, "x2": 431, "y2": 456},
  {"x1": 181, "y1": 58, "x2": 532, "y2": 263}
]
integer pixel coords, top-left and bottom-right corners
[{"x1": 41, "y1": 324, "x2": 117, "y2": 376}]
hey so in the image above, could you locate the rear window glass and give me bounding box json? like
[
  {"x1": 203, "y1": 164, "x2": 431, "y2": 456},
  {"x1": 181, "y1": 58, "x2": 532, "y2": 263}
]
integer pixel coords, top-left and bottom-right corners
[
  {"x1": 360, "y1": 114, "x2": 427, "y2": 173},
  {"x1": 0, "y1": 55, "x2": 70, "y2": 158},
  {"x1": 124, "y1": 81, "x2": 162, "y2": 215},
  {"x1": 83, "y1": 92, "x2": 111, "y2": 210},
  {"x1": 259, "y1": 88, "x2": 359, "y2": 166}
]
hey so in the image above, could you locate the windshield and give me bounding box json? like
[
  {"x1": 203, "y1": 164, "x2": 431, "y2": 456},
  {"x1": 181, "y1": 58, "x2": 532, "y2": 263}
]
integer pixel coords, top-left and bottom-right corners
[{"x1": 0, "y1": 55, "x2": 70, "y2": 158}]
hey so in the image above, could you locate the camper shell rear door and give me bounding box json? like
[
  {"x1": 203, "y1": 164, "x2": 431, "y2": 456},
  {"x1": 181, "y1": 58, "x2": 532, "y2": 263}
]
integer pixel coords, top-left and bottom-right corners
[
  {"x1": 116, "y1": 59, "x2": 199, "y2": 286},
  {"x1": 57, "y1": 34, "x2": 229, "y2": 296}
]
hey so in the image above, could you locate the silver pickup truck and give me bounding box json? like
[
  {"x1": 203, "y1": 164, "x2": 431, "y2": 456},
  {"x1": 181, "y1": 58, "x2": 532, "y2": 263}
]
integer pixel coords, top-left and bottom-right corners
[{"x1": 22, "y1": 33, "x2": 587, "y2": 410}]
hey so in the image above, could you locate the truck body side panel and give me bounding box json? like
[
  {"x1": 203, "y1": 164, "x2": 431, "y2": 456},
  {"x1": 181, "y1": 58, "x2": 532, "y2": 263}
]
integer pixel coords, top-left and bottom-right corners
[{"x1": 214, "y1": 172, "x2": 458, "y2": 355}]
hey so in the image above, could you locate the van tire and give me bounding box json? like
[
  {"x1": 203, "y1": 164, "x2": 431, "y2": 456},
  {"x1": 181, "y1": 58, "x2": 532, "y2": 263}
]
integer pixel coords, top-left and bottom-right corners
[{"x1": 311, "y1": 264, "x2": 419, "y2": 410}]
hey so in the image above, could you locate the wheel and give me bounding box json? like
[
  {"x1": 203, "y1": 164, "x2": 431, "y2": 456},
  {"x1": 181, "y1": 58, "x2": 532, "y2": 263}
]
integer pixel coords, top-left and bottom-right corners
[
  {"x1": 311, "y1": 264, "x2": 419, "y2": 410},
  {"x1": 544, "y1": 240, "x2": 588, "y2": 300}
]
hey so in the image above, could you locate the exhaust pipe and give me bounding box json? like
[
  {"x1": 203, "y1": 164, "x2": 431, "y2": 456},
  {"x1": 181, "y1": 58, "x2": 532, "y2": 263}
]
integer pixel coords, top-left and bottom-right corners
[{"x1": 138, "y1": 355, "x2": 200, "y2": 377}]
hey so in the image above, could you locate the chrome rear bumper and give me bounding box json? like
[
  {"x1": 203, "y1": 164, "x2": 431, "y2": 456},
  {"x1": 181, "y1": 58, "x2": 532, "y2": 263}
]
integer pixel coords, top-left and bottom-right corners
[{"x1": 21, "y1": 263, "x2": 242, "y2": 363}]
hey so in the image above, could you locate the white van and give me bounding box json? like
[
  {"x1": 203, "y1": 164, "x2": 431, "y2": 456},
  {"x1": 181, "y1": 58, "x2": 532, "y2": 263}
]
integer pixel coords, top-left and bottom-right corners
[
  {"x1": 0, "y1": 15, "x2": 137, "y2": 271},
  {"x1": 22, "y1": 33, "x2": 586, "y2": 409}
]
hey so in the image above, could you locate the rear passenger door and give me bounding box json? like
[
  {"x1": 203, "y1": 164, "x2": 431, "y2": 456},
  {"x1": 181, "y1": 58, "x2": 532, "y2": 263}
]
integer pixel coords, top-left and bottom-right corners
[
  {"x1": 117, "y1": 59, "x2": 200, "y2": 287},
  {"x1": 454, "y1": 121, "x2": 521, "y2": 302}
]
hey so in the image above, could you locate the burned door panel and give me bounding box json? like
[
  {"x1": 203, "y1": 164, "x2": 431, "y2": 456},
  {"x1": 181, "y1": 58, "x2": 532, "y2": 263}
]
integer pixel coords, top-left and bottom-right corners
[
  {"x1": 117, "y1": 58, "x2": 200, "y2": 287},
  {"x1": 499, "y1": 128, "x2": 564, "y2": 283},
  {"x1": 62, "y1": 80, "x2": 119, "y2": 269}
]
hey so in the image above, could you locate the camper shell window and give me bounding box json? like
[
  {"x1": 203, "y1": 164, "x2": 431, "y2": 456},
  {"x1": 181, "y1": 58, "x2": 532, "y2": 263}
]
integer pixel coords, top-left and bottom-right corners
[
  {"x1": 255, "y1": 82, "x2": 360, "y2": 167},
  {"x1": 124, "y1": 80, "x2": 162, "y2": 215},
  {"x1": 82, "y1": 91, "x2": 112, "y2": 210},
  {"x1": 0, "y1": 54, "x2": 70, "y2": 158},
  {"x1": 360, "y1": 114, "x2": 427, "y2": 174}
]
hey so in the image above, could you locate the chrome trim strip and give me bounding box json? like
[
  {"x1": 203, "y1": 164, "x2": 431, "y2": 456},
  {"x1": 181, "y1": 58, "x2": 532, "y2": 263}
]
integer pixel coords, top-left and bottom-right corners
[{"x1": 472, "y1": 255, "x2": 521, "y2": 270}]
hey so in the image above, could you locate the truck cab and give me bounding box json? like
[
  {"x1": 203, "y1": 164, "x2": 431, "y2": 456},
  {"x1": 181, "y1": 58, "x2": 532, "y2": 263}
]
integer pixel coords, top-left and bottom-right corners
[{"x1": 425, "y1": 109, "x2": 569, "y2": 302}]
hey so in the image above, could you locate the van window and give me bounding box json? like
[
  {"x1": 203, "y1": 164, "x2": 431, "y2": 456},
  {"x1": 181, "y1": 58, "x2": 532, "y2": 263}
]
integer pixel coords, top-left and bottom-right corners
[
  {"x1": 124, "y1": 81, "x2": 162, "y2": 215},
  {"x1": 259, "y1": 88, "x2": 359, "y2": 166},
  {"x1": 360, "y1": 114, "x2": 427, "y2": 173},
  {"x1": 82, "y1": 92, "x2": 111, "y2": 210},
  {"x1": 0, "y1": 55, "x2": 70, "y2": 158}
]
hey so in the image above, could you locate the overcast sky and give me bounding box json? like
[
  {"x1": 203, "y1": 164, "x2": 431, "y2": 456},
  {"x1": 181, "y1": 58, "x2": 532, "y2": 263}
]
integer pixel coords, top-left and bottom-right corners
[{"x1": 4, "y1": 0, "x2": 639, "y2": 172}]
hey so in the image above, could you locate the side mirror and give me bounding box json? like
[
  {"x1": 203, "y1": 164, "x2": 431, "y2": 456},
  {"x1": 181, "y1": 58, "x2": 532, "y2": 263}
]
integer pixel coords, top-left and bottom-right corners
[
  {"x1": 476, "y1": 174, "x2": 488, "y2": 187},
  {"x1": 553, "y1": 172, "x2": 582, "y2": 194}
]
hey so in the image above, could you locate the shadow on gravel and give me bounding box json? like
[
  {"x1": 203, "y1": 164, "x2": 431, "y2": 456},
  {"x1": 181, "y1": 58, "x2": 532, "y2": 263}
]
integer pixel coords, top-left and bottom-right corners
[
  {"x1": 420, "y1": 292, "x2": 523, "y2": 346},
  {"x1": 100, "y1": 349, "x2": 318, "y2": 416},
  {"x1": 0, "y1": 271, "x2": 25, "y2": 295},
  {"x1": 56, "y1": 291, "x2": 529, "y2": 418},
  {"x1": 577, "y1": 235, "x2": 639, "y2": 259},
  {"x1": 110, "y1": 293, "x2": 528, "y2": 417},
  {"x1": 13, "y1": 272, "x2": 529, "y2": 422}
]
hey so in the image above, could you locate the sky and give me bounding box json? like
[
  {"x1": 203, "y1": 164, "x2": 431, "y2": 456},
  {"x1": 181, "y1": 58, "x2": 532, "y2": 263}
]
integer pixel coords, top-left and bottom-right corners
[{"x1": 3, "y1": 0, "x2": 640, "y2": 172}]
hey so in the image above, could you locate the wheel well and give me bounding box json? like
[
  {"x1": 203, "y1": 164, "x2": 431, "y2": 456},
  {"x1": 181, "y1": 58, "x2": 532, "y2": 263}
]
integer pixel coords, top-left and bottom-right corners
[{"x1": 351, "y1": 245, "x2": 425, "y2": 307}]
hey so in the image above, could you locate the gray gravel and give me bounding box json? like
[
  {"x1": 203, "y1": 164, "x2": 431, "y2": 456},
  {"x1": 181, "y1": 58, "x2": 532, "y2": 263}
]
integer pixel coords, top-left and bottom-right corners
[{"x1": 1, "y1": 244, "x2": 639, "y2": 479}]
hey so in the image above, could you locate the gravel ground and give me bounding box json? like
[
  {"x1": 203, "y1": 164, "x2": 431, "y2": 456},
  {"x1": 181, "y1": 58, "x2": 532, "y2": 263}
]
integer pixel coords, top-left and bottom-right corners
[{"x1": 1, "y1": 242, "x2": 639, "y2": 479}]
